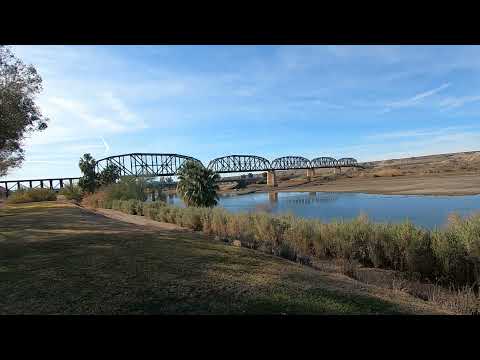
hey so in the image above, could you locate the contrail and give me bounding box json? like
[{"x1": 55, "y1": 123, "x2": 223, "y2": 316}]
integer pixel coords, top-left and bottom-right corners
[{"x1": 100, "y1": 136, "x2": 110, "y2": 155}]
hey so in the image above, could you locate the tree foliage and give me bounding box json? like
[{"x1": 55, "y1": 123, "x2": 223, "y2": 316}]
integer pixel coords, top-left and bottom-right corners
[
  {"x1": 0, "y1": 46, "x2": 48, "y2": 176},
  {"x1": 98, "y1": 164, "x2": 120, "y2": 187},
  {"x1": 78, "y1": 153, "x2": 98, "y2": 193},
  {"x1": 176, "y1": 160, "x2": 219, "y2": 207},
  {"x1": 103, "y1": 176, "x2": 148, "y2": 202}
]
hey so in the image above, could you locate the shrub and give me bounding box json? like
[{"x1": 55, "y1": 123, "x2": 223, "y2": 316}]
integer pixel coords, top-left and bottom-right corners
[
  {"x1": 179, "y1": 207, "x2": 203, "y2": 231},
  {"x1": 82, "y1": 191, "x2": 107, "y2": 208},
  {"x1": 143, "y1": 201, "x2": 166, "y2": 220},
  {"x1": 431, "y1": 213, "x2": 480, "y2": 287},
  {"x1": 103, "y1": 177, "x2": 148, "y2": 202},
  {"x1": 59, "y1": 185, "x2": 83, "y2": 202},
  {"x1": 6, "y1": 188, "x2": 57, "y2": 204},
  {"x1": 252, "y1": 212, "x2": 289, "y2": 253}
]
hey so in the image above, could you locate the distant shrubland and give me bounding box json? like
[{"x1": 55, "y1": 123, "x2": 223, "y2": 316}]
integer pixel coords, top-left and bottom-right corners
[
  {"x1": 6, "y1": 188, "x2": 57, "y2": 204},
  {"x1": 82, "y1": 177, "x2": 166, "y2": 209},
  {"x1": 59, "y1": 185, "x2": 83, "y2": 202}
]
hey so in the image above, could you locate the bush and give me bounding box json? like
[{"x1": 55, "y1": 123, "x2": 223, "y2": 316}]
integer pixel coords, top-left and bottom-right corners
[
  {"x1": 102, "y1": 177, "x2": 148, "y2": 202},
  {"x1": 59, "y1": 185, "x2": 83, "y2": 202},
  {"x1": 82, "y1": 191, "x2": 107, "y2": 208},
  {"x1": 431, "y1": 213, "x2": 480, "y2": 287},
  {"x1": 143, "y1": 201, "x2": 166, "y2": 221},
  {"x1": 6, "y1": 188, "x2": 57, "y2": 204}
]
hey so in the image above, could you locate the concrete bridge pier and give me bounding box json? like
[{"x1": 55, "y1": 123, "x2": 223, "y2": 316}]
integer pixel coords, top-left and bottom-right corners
[
  {"x1": 306, "y1": 168, "x2": 315, "y2": 181},
  {"x1": 267, "y1": 170, "x2": 277, "y2": 187},
  {"x1": 334, "y1": 167, "x2": 342, "y2": 175}
]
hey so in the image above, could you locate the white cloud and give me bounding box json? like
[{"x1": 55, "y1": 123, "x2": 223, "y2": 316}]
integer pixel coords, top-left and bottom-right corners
[{"x1": 384, "y1": 83, "x2": 451, "y2": 112}]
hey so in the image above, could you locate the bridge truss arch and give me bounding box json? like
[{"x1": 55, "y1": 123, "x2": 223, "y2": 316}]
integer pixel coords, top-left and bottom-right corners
[
  {"x1": 310, "y1": 157, "x2": 338, "y2": 168},
  {"x1": 271, "y1": 156, "x2": 311, "y2": 170},
  {"x1": 207, "y1": 155, "x2": 271, "y2": 173},
  {"x1": 337, "y1": 157, "x2": 358, "y2": 167},
  {"x1": 95, "y1": 153, "x2": 204, "y2": 177}
]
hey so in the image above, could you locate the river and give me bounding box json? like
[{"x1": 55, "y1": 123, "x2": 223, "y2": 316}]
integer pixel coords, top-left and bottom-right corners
[{"x1": 165, "y1": 191, "x2": 480, "y2": 229}]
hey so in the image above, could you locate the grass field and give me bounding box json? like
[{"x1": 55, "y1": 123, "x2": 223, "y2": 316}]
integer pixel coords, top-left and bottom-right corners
[{"x1": 0, "y1": 201, "x2": 448, "y2": 314}]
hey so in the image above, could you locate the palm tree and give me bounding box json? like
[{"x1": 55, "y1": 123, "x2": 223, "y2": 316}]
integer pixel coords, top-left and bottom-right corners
[{"x1": 176, "y1": 160, "x2": 219, "y2": 207}]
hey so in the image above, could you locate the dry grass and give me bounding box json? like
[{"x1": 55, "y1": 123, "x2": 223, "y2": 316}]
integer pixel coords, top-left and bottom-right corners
[
  {"x1": 6, "y1": 188, "x2": 57, "y2": 204},
  {"x1": 372, "y1": 168, "x2": 404, "y2": 177}
]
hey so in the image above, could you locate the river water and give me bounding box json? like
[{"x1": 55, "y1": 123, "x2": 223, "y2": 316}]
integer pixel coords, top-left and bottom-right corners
[{"x1": 165, "y1": 191, "x2": 480, "y2": 229}]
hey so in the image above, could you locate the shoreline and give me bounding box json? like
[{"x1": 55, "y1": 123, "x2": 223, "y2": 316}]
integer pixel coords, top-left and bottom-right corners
[
  {"x1": 252, "y1": 188, "x2": 480, "y2": 197},
  {"x1": 219, "y1": 172, "x2": 480, "y2": 197}
]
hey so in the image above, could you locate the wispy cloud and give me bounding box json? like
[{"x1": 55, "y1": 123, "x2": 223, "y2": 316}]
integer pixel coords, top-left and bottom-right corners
[
  {"x1": 383, "y1": 83, "x2": 451, "y2": 112},
  {"x1": 47, "y1": 93, "x2": 146, "y2": 134},
  {"x1": 366, "y1": 125, "x2": 480, "y2": 141},
  {"x1": 439, "y1": 95, "x2": 480, "y2": 110},
  {"x1": 100, "y1": 136, "x2": 110, "y2": 156}
]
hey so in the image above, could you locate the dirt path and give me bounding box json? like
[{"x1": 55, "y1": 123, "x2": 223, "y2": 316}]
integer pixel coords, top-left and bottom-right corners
[{"x1": 89, "y1": 206, "x2": 191, "y2": 232}]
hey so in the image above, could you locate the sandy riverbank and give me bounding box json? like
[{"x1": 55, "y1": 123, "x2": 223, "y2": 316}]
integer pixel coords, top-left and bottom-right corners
[{"x1": 256, "y1": 172, "x2": 480, "y2": 196}]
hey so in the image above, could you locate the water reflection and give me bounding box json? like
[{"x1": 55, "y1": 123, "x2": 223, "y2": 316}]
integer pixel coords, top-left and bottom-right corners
[
  {"x1": 283, "y1": 192, "x2": 339, "y2": 205},
  {"x1": 268, "y1": 191, "x2": 278, "y2": 204}
]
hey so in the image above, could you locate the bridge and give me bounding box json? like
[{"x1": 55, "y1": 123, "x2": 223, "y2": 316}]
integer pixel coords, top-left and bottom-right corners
[
  {"x1": 1, "y1": 153, "x2": 361, "y2": 197},
  {"x1": 95, "y1": 153, "x2": 203, "y2": 177},
  {"x1": 206, "y1": 155, "x2": 361, "y2": 185},
  {"x1": 1, "y1": 177, "x2": 80, "y2": 198}
]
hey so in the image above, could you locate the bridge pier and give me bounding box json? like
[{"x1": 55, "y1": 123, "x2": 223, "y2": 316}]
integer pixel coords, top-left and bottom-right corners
[
  {"x1": 334, "y1": 167, "x2": 341, "y2": 175},
  {"x1": 267, "y1": 170, "x2": 277, "y2": 187},
  {"x1": 306, "y1": 168, "x2": 315, "y2": 181}
]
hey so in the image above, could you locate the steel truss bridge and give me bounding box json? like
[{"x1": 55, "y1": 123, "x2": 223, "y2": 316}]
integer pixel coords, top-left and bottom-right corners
[
  {"x1": 95, "y1": 153, "x2": 203, "y2": 177},
  {"x1": 1, "y1": 153, "x2": 361, "y2": 197},
  {"x1": 1, "y1": 177, "x2": 80, "y2": 198},
  {"x1": 207, "y1": 155, "x2": 359, "y2": 173},
  {"x1": 94, "y1": 153, "x2": 359, "y2": 175}
]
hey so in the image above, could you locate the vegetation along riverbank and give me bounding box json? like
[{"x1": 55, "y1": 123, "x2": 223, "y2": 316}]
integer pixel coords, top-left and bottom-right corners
[{"x1": 82, "y1": 192, "x2": 480, "y2": 314}]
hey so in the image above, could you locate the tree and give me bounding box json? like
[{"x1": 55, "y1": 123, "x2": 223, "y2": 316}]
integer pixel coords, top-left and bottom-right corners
[
  {"x1": 78, "y1": 153, "x2": 98, "y2": 193},
  {"x1": 0, "y1": 46, "x2": 48, "y2": 176},
  {"x1": 98, "y1": 164, "x2": 120, "y2": 186},
  {"x1": 176, "y1": 160, "x2": 219, "y2": 207}
]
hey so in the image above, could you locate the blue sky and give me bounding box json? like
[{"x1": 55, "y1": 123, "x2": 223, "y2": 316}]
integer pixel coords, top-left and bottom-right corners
[{"x1": 3, "y1": 45, "x2": 480, "y2": 180}]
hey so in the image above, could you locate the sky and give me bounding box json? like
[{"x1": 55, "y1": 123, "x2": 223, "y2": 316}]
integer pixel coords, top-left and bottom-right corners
[{"x1": 3, "y1": 45, "x2": 480, "y2": 180}]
